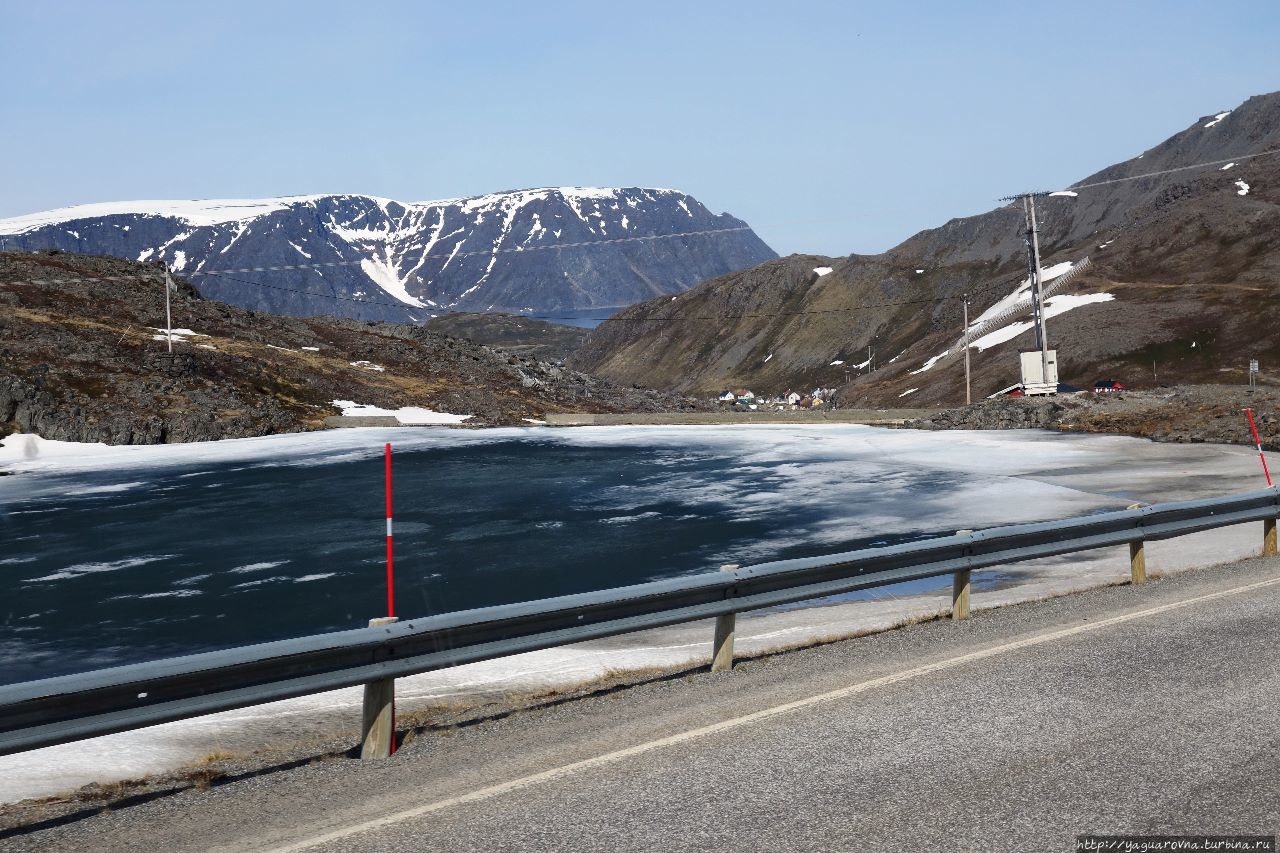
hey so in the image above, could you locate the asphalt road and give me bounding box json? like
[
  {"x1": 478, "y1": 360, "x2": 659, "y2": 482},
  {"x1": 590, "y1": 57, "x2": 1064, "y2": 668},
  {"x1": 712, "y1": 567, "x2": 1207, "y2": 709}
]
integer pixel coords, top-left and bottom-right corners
[{"x1": 8, "y1": 555, "x2": 1280, "y2": 852}]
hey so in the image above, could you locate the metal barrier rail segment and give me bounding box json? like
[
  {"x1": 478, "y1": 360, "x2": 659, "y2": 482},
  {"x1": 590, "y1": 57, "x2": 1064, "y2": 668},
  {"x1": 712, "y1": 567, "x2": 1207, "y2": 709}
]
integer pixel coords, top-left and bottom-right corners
[{"x1": 1, "y1": 486, "x2": 1277, "y2": 757}]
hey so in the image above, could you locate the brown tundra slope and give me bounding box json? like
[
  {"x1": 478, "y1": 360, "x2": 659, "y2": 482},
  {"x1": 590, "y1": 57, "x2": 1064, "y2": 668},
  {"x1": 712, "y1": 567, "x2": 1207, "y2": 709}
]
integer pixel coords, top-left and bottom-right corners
[
  {"x1": 0, "y1": 252, "x2": 705, "y2": 445},
  {"x1": 423, "y1": 312, "x2": 589, "y2": 363},
  {"x1": 569, "y1": 92, "x2": 1280, "y2": 404}
]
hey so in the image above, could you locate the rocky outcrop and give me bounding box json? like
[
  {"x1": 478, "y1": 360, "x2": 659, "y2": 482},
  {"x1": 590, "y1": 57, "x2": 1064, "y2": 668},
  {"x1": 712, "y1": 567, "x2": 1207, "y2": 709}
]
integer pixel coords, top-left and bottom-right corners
[
  {"x1": 424, "y1": 312, "x2": 590, "y2": 362},
  {"x1": 904, "y1": 386, "x2": 1280, "y2": 449},
  {"x1": 0, "y1": 251, "x2": 709, "y2": 446}
]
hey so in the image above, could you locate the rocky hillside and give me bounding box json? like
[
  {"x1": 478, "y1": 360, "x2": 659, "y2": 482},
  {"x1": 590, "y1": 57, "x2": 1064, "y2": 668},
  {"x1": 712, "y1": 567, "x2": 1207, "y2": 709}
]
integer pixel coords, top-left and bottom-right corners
[
  {"x1": 0, "y1": 189, "x2": 776, "y2": 322},
  {"x1": 424, "y1": 312, "x2": 589, "y2": 363},
  {"x1": 905, "y1": 385, "x2": 1280, "y2": 449},
  {"x1": 0, "y1": 252, "x2": 707, "y2": 445},
  {"x1": 570, "y1": 92, "x2": 1280, "y2": 405}
]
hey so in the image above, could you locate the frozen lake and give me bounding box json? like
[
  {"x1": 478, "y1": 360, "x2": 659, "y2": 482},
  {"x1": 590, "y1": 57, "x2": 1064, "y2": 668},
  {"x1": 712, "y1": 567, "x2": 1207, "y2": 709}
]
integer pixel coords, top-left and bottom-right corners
[{"x1": 0, "y1": 425, "x2": 1272, "y2": 802}]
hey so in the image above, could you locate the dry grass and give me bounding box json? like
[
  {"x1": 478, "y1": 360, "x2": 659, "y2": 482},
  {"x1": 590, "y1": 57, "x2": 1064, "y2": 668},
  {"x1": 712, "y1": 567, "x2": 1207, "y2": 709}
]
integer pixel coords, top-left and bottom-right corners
[
  {"x1": 192, "y1": 749, "x2": 241, "y2": 766},
  {"x1": 72, "y1": 778, "x2": 149, "y2": 804}
]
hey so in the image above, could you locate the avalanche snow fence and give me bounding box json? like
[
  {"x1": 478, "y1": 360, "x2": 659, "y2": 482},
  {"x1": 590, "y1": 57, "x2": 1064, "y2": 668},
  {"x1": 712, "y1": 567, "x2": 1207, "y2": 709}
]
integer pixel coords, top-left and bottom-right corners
[{"x1": 1, "y1": 487, "x2": 1278, "y2": 757}]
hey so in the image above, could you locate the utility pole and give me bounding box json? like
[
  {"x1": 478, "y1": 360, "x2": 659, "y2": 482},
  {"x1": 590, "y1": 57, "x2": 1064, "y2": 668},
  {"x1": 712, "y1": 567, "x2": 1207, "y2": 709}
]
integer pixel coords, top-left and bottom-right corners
[
  {"x1": 1023, "y1": 194, "x2": 1051, "y2": 388},
  {"x1": 162, "y1": 263, "x2": 174, "y2": 354},
  {"x1": 962, "y1": 294, "x2": 972, "y2": 405}
]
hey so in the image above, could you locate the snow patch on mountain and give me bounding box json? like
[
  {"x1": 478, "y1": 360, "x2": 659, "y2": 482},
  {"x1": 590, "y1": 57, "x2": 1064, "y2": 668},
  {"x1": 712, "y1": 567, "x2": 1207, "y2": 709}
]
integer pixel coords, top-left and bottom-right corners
[
  {"x1": 909, "y1": 350, "x2": 950, "y2": 376},
  {"x1": 358, "y1": 257, "x2": 429, "y2": 308},
  {"x1": 0, "y1": 196, "x2": 335, "y2": 234}
]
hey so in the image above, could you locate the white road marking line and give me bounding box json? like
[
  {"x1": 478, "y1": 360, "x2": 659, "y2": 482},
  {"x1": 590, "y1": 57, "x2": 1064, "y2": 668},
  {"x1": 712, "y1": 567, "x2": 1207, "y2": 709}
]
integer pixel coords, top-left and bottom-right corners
[{"x1": 265, "y1": 572, "x2": 1280, "y2": 852}]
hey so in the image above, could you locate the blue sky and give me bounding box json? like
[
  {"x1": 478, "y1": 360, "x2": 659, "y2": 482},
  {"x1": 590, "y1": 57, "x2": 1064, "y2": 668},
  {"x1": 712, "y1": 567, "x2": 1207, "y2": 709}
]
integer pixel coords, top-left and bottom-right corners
[{"x1": 1, "y1": 0, "x2": 1276, "y2": 255}]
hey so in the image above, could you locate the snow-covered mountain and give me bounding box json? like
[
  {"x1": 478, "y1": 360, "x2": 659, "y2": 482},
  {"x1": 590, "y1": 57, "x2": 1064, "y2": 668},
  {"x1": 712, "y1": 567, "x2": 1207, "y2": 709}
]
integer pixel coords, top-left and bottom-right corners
[{"x1": 0, "y1": 188, "x2": 777, "y2": 322}]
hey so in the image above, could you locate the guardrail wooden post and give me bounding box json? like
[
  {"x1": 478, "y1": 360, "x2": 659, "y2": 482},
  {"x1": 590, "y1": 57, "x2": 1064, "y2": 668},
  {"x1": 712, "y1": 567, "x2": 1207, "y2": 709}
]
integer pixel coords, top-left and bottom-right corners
[
  {"x1": 1265, "y1": 517, "x2": 1277, "y2": 557},
  {"x1": 952, "y1": 530, "x2": 972, "y2": 620},
  {"x1": 1129, "y1": 541, "x2": 1147, "y2": 585},
  {"x1": 1127, "y1": 504, "x2": 1147, "y2": 585},
  {"x1": 361, "y1": 616, "x2": 399, "y2": 759},
  {"x1": 711, "y1": 565, "x2": 739, "y2": 673},
  {"x1": 952, "y1": 570, "x2": 971, "y2": 620}
]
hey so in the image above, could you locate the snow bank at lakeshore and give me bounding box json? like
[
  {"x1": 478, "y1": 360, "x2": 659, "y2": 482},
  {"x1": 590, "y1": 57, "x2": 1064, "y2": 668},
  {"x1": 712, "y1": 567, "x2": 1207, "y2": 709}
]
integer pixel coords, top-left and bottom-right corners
[
  {"x1": 331, "y1": 400, "x2": 472, "y2": 424},
  {"x1": 0, "y1": 423, "x2": 1265, "y2": 510}
]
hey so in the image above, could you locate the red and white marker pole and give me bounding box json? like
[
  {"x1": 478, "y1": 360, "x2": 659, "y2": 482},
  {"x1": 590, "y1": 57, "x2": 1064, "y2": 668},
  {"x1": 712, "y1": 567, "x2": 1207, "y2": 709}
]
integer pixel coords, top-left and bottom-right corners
[
  {"x1": 1245, "y1": 408, "x2": 1273, "y2": 487},
  {"x1": 385, "y1": 442, "x2": 396, "y2": 617}
]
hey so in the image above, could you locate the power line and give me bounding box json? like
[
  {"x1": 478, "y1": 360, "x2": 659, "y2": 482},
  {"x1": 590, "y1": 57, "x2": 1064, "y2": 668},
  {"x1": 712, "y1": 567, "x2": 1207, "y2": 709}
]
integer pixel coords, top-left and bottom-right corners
[
  {"x1": 0, "y1": 224, "x2": 751, "y2": 289},
  {"x1": 200, "y1": 270, "x2": 429, "y2": 310},
  {"x1": 34, "y1": 143, "x2": 1221, "y2": 328},
  {"x1": 185, "y1": 225, "x2": 755, "y2": 277},
  {"x1": 1, "y1": 223, "x2": 760, "y2": 313},
  {"x1": 1005, "y1": 145, "x2": 1280, "y2": 198},
  {"x1": 8, "y1": 142, "x2": 1275, "y2": 321},
  {"x1": 0, "y1": 260, "x2": 1024, "y2": 324}
]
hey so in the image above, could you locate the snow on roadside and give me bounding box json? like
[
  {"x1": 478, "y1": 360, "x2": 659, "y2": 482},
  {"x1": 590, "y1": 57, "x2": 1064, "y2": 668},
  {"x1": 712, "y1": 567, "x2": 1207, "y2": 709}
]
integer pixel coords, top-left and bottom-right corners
[{"x1": 331, "y1": 400, "x2": 471, "y2": 424}]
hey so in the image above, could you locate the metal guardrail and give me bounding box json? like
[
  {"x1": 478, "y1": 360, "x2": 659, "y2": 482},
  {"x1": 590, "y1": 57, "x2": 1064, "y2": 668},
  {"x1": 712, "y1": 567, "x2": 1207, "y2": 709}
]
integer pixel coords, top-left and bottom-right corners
[{"x1": 2, "y1": 487, "x2": 1277, "y2": 757}]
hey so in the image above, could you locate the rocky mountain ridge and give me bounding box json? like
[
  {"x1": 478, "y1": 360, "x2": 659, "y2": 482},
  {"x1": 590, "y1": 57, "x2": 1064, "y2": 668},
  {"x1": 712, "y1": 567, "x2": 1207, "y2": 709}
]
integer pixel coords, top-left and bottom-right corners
[
  {"x1": 569, "y1": 92, "x2": 1280, "y2": 406},
  {"x1": 0, "y1": 188, "x2": 776, "y2": 322}
]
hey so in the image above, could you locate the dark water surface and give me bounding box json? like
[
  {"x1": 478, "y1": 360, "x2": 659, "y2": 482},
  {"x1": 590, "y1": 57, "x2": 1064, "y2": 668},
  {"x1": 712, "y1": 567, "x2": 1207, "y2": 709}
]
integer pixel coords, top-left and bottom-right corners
[{"x1": 2, "y1": 436, "x2": 960, "y2": 684}]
